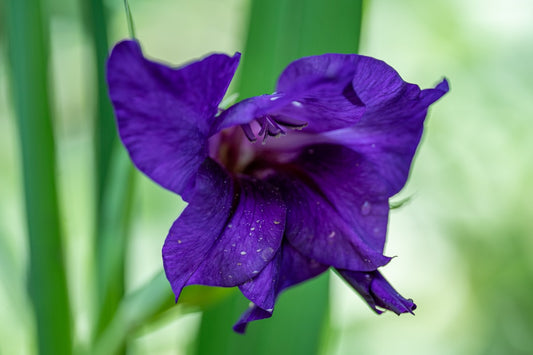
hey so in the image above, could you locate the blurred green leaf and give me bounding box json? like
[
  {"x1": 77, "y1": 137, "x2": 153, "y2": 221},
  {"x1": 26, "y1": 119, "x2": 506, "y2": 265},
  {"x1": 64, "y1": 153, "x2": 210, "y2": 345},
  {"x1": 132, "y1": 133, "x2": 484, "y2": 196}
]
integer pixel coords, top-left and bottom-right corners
[
  {"x1": 5, "y1": 0, "x2": 72, "y2": 354},
  {"x1": 196, "y1": 1, "x2": 363, "y2": 354},
  {"x1": 84, "y1": 0, "x2": 135, "y2": 346},
  {"x1": 92, "y1": 271, "x2": 177, "y2": 355},
  {"x1": 196, "y1": 273, "x2": 330, "y2": 355}
]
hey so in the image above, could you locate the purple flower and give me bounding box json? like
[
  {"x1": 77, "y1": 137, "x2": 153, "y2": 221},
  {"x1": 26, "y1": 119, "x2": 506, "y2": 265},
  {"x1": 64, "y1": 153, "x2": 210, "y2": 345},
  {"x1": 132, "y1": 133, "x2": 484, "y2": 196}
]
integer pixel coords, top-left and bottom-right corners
[{"x1": 107, "y1": 40, "x2": 448, "y2": 333}]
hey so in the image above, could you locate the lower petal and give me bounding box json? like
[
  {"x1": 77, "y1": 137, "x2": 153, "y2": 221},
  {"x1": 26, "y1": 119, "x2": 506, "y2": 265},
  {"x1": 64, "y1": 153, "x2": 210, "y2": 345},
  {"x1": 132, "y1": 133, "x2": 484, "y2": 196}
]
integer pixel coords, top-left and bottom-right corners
[
  {"x1": 187, "y1": 177, "x2": 286, "y2": 287},
  {"x1": 234, "y1": 242, "x2": 327, "y2": 333},
  {"x1": 337, "y1": 269, "x2": 416, "y2": 315},
  {"x1": 162, "y1": 159, "x2": 234, "y2": 301}
]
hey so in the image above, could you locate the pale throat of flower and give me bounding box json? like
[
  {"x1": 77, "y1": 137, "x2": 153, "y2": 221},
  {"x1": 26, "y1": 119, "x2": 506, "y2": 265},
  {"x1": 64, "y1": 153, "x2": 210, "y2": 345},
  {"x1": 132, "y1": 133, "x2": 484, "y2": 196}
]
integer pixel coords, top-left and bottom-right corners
[{"x1": 209, "y1": 103, "x2": 310, "y2": 176}]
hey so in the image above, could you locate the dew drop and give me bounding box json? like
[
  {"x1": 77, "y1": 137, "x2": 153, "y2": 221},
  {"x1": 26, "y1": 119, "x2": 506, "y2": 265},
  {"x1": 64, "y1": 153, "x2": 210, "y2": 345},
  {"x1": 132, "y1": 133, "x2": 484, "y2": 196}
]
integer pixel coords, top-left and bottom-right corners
[
  {"x1": 250, "y1": 227, "x2": 255, "y2": 231},
  {"x1": 177, "y1": 240, "x2": 182, "y2": 244},
  {"x1": 273, "y1": 220, "x2": 281, "y2": 225},
  {"x1": 328, "y1": 231, "x2": 336, "y2": 239},
  {"x1": 240, "y1": 251, "x2": 247, "y2": 255},
  {"x1": 292, "y1": 100, "x2": 303, "y2": 108},
  {"x1": 256, "y1": 248, "x2": 262, "y2": 253},
  {"x1": 227, "y1": 224, "x2": 233, "y2": 228},
  {"x1": 237, "y1": 262, "x2": 242, "y2": 266},
  {"x1": 231, "y1": 243, "x2": 236, "y2": 247},
  {"x1": 266, "y1": 308, "x2": 273, "y2": 312},
  {"x1": 361, "y1": 201, "x2": 372, "y2": 215},
  {"x1": 261, "y1": 247, "x2": 274, "y2": 261},
  {"x1": 252, "y1": 270, "x2": 259, "y2": 274}
]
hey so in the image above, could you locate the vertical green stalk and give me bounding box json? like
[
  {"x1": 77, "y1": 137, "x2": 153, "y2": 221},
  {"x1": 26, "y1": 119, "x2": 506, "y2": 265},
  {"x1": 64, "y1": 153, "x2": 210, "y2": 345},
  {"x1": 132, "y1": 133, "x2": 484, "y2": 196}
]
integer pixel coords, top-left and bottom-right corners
[
  {"x1": 196, "y1": 0, "x2": 363, "y2": 354},
  {"x1": 84, "y1": 0, "x2": 136, "y2": 351},
  {"x1": 5, "y1": 0, "x2": 72, "y2": 354}
]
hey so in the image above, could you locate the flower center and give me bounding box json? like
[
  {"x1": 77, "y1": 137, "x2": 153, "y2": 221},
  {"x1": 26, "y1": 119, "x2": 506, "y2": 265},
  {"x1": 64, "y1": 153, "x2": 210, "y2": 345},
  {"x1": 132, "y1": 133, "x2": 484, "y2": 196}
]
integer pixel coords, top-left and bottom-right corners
[{"x1": 209, "y1": 113, "x2": 309, "y2": 176}]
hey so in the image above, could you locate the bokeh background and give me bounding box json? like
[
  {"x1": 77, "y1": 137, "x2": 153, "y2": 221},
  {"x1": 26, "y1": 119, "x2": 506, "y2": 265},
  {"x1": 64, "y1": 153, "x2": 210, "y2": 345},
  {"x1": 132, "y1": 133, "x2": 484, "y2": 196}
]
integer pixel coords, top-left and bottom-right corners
[{"x1": 1, "y1": 0, "x2": 532, "y2": 354}]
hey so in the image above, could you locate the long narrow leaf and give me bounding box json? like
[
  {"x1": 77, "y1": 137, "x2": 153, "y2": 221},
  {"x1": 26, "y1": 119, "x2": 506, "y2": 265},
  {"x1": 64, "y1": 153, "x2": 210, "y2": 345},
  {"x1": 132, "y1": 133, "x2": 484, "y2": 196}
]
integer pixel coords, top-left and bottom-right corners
[
  {"x1": 5, "y1": 0, "x2": 73, "y2": 353},
  {"x1": 84, "y1": 0, "x2": 134, "y2": 344}
]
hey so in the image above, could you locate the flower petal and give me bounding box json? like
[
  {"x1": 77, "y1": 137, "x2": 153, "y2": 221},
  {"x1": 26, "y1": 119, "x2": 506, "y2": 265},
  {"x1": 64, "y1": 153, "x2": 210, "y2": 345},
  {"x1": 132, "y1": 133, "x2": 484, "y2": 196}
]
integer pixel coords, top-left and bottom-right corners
[
  {"x1": 326, "y1": 79, "x2": 449, "y2": 195},
  {"x1": 186, "y1": 177, "x2": 286, "y2": 287},
  {"x1": 162, "y1": 159, "x2": 234, "y2": 301},
  {"x1": 273, "y1": 144, "x2": 392, "y2": 270},
  {"x1": 234, "y1": 242, "x2": 327, "y2": 333},
  {"x1": 338, "y1": 269, "x2": 416, "y2": 315},
  {"x1": 107, "y1": 40, "x2": 240, "y2": 199}
]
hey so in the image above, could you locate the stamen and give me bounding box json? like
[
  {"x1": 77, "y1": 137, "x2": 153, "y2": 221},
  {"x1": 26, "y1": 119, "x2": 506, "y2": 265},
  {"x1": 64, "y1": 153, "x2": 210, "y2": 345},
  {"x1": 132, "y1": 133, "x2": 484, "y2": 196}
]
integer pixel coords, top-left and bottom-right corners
[
  {"x1": 241, "y1": 123, "x2": 257, "y2": 142},
  {"x1": 270, "y1": 115, "x2": 308, "y2": 129},
  {"x1": 240, "y1": 114, "x2": 307, "y2": 143}
]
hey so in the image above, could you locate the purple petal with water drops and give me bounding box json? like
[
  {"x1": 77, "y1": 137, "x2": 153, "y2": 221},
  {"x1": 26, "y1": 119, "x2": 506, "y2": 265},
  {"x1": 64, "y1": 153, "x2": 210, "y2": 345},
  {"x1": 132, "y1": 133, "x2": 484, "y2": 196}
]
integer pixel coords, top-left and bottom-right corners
[
  {"x1": 187, "y1": 178, "x2": 286, "y2": 287},
  {"x1": 107, "y1": 40, "x2": 240, "y2": 200},
  {"x1": 162, "y1": 159, "x2": 234, "y2": 301},
  {"x1": 338, "y1": 269, "x2": 416, "y2": 315},
  {"x1": 234, "y1": 242, "x2": 328, "y2": 333},
  {"x1": 273, "y1": 144, "x2": 392, "y2": 270}
]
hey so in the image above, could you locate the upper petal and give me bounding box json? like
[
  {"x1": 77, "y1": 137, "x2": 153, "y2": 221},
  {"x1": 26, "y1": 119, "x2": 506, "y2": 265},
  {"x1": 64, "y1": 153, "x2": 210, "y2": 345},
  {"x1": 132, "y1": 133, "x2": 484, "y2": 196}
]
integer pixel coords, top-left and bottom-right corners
[
  {"x1": 215, "y1": 53, "x2": 436, "y2": 137},
  {"x1": 162, "y1": 159, "x2": 234, "y2": 301},
  {"x1": 107, "y1": 40, "x2": 240, "y2": 199},
  {"x1": 325, "y1": 79, "x2": 449, "y2": 195}
]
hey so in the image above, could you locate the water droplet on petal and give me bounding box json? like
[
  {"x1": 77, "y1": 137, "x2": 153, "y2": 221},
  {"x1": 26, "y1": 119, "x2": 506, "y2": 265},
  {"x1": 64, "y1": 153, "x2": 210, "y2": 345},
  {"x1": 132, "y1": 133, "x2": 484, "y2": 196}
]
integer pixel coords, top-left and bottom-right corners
[
  {"x1": 240, "y1": 251, "x2": 247, "y2": 255},
  {"x1": 328, "y1": 231, "x2": 336, "y2": 238},
  {"x1": 292, "y1": 100, "x2": 303, "y2": 108},
  {"x1": 273, "y1": 220, "x2": 281, "y2": 225},
  {"x1": 177, "y1": 240, "x2": 182, "y2": 244},
  {"x1": 361, "y1": 201, "x2": 372, "y2": 215}
]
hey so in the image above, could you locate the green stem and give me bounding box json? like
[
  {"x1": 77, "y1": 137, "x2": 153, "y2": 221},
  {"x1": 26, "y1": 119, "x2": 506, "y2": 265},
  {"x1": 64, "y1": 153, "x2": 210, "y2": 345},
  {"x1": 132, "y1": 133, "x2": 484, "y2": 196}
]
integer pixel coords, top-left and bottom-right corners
[{"x1": 5, "y1": 0, "x2": 72, "y2": 354}]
